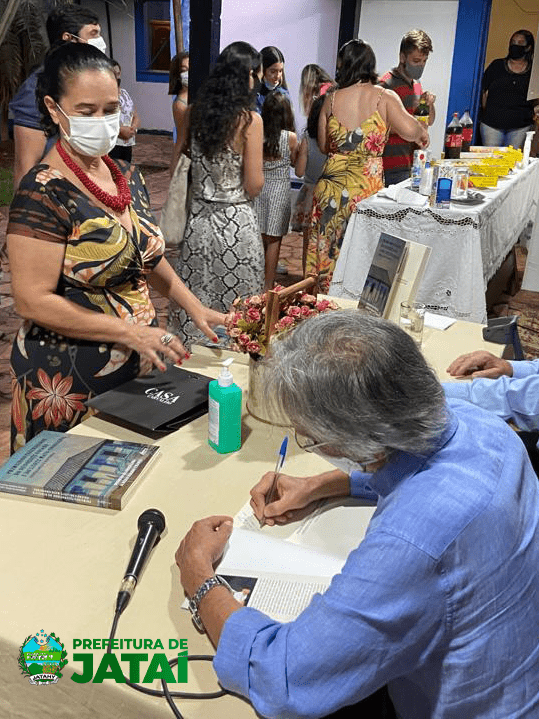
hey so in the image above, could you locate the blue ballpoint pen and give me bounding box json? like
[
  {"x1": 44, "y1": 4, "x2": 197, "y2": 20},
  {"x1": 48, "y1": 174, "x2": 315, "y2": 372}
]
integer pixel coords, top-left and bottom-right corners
[{"x1": 260, "y1": 435, "x2": 288, "y2": 527}]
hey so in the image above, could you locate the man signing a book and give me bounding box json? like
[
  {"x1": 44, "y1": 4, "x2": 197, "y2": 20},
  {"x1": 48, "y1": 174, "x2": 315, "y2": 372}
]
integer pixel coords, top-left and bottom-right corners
[{"x1": 176, "y1": 310, "x2": 539, "y2": 719}]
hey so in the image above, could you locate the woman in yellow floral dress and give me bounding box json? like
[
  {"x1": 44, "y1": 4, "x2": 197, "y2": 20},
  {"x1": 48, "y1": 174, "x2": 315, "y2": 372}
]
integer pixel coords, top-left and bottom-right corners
[{"x1": 306, "y1": 40, "x2": 429, "y2": 292}]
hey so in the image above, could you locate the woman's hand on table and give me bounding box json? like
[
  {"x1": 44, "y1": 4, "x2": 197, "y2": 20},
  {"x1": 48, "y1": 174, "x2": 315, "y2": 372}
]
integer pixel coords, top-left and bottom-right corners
[
  {"x1": 126, "y1": 324, "x2": 188, "y2": 372},
  {"x1": 176, "y1": 516, "x2": 234, "y2": 597},
  {"x1": 447, "y1": 350, "x2": 513, "y2": 379},
  {"x1": 250, "y1": 472, "x2": 323, "y2": 526},
  {"x1": 191, "y1": 307, "x2": 228, "y2": 344}
]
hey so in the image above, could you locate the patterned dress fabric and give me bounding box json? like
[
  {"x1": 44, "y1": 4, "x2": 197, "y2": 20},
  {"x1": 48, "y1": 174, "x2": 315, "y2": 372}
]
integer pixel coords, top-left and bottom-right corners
[
  {"x1": 8, "y1": 162, "x2": 164, "y2": 453},
  {"x1": 168, "y1": 140, "x2": 264, "y2": 347},
  {"x1": 254, "y1": 130, "x2": 292, "y2": 236},
  {"x1": 306, "y1": 103, "x2": 388, "y2": 293}
]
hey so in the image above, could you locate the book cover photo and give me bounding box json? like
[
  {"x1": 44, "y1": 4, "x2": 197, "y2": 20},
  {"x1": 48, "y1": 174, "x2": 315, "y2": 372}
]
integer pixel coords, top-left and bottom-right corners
[
  {"x1": 0, "y1": 432, "x2": 159, "y2": 510},
  {"x1": 358, "y1": 233, "x2": 408, "y2": 317}
]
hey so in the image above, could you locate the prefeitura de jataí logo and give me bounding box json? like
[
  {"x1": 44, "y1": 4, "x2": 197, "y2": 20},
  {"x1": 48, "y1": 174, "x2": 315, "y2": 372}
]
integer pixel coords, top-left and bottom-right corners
[{"x1": 18, "y1": 630, "x2": 68, "y2": 685}]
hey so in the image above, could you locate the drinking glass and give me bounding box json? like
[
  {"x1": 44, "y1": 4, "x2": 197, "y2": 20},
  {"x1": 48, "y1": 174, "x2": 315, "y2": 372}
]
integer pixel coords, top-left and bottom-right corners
[{"x1": 399, "y1": 301, "x2": 426, "y2": 346}]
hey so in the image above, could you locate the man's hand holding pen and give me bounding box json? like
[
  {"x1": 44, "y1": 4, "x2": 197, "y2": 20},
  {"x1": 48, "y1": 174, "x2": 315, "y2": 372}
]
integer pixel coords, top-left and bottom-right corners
[{"x1": 250, "y1": 472, "x2": 322, "y2": 526}]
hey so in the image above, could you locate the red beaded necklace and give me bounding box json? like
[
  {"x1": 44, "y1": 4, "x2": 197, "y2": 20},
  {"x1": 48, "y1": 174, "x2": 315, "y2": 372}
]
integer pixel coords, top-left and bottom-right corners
[{"x1": 56, "y1": 140, "x2": 131, "y2": 213}]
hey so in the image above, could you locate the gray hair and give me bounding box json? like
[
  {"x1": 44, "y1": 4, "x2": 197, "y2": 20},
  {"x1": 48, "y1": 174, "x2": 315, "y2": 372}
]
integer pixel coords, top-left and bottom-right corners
[{"x1": 265, "y1": 310, "x2": 447, "y2": 459}]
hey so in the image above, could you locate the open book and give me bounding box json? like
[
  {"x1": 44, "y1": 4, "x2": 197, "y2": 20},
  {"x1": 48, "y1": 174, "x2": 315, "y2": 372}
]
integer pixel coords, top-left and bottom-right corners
[{"x1": 215, "y1": 498, "x2": 377, "y2": 622}]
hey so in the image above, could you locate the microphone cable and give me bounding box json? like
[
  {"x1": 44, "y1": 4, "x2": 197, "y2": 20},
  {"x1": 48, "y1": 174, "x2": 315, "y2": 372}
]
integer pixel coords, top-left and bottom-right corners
[{"x1": 106, "y1": 608, "x2": 228, "y2": 719}]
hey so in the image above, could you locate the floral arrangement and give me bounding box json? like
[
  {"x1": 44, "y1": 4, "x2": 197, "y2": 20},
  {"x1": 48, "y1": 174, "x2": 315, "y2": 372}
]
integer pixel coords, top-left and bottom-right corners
[{"x1": 225, "y1": 287, "x2": 339, "y2": 358}]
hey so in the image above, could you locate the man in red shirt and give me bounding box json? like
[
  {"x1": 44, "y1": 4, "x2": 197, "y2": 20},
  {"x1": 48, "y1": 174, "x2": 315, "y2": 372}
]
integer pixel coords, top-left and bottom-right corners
[{"x1": 379, "y1": 29, "x2": 436, "y2": 186}]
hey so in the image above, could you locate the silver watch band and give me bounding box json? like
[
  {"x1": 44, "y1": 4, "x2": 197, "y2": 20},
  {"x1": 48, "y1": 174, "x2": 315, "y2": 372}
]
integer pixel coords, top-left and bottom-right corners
[{"x1": 188, "y1": 575, "x2": 232, "y2": 631}]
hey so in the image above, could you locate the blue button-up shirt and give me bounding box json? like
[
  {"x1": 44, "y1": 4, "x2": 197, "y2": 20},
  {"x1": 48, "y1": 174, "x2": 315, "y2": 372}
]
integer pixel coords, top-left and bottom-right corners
[
  {"x1": 214, "y1": 399, "x2": 539, "y2": 718},
  {"x1": 444, "y1": 359, "x2": 539, "y2": 431}
]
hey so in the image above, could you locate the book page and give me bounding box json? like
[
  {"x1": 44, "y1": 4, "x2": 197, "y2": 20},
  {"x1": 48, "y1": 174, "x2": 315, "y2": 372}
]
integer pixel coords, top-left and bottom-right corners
[
  {"x1": 219, "y1": 527, "x2": 345, "y2": 578},
  {"x1": 220, "y1": 572, "x2": 330, "y2": 622},
  {"x1": 232, "y1": 497, "x2": 376, "y2": 566}
]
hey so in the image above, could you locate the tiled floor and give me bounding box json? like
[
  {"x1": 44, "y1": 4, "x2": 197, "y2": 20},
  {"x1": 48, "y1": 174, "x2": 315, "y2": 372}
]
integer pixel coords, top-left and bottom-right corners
[{"x1": 0, "y1": 133, "x2": 304, "y2": 465}]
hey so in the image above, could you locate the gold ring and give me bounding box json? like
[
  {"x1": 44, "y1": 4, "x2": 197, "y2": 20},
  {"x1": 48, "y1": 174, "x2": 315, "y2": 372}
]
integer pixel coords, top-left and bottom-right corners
[{"x1": 160, "y1": 333, "x2": 174, "y2": 346}]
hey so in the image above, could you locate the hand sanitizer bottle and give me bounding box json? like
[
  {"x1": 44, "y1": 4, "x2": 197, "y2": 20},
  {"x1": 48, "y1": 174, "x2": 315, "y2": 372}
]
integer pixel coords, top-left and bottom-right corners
[{"x1": 208, "y1": 358, "x2": 242, "y2": 453}]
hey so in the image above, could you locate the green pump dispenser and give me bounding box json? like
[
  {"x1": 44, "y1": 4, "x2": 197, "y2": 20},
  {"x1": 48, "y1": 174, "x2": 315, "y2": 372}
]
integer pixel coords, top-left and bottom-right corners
[{"x1": 208, "y1": 358, "x2": 242, "y2": 453}]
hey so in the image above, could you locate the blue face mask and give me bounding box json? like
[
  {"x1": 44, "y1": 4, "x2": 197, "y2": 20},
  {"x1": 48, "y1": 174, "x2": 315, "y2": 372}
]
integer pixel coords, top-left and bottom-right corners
[{"x1": 264, "y1": 78, "x2": 279, "y2": 91}]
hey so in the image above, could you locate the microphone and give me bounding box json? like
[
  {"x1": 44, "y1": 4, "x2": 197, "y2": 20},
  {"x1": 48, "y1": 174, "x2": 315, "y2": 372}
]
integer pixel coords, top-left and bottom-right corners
[{"x1": 115, "y1": 508, "x2": 166, "y2": 616}]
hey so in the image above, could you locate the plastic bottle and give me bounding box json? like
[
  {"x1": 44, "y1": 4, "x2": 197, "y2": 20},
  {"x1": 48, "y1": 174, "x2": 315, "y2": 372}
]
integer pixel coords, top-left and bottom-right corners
[
  {"x1": 419, "y1": 161, "x2": 433, "y2": 195},
  {"x1": 444, "y1": 112, "x2": 463, "y2": 159},
  {"x1": 522, "y1": 130, "x2": 534, "y2": 167},
  {"x1": 208, "y1": 358, "x2": 242, "y2": 453},
  {"x1": 414, "y1": 98, "x2": 430, "y2": 126},
  {"x1": 459, "y1": 110, "x2": 473, "y2": 152}
]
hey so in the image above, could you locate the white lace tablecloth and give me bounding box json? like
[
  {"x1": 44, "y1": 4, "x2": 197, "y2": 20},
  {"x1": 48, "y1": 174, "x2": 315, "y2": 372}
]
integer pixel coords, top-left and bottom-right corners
[{"x1": 329, "y1": 160, "x2": 539, "y2": 323}]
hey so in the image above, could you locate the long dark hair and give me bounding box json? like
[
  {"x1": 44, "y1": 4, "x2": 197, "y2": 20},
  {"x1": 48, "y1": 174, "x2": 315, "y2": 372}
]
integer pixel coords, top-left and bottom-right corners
[
  {"x1": 508, "y1": 29, "x2": 535, "y2": 63},
  {"x1": 306, "y1": 96, "x2": 325, "y2": 139},
  {"x1": 261, "y1": 91, "x2": 295, "y2": 158},
  {"x1": 335, "y1": 40, "x2": 377, "y2": 88},
  {"x1": 190, "y1": 41, "x2": 261, "y2": 159},
  {"x1": 259, "y1": 45, "x2": 288, "y2": 97},
  {"x1": 36, "y1": 42, "x2": 116, "y2": 137}
]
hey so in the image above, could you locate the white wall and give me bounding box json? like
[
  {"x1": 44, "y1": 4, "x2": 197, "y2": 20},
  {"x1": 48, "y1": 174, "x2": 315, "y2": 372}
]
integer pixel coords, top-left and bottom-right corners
[
  {"x1": 220, "y1": 0, "x2": 342, "y2": 125},
  {"x1": 97, "y1": 0, "x2": 341, "y2": 133},
  {"x1": 358, "y1": 0, "x2": 459, "y2": 156}
]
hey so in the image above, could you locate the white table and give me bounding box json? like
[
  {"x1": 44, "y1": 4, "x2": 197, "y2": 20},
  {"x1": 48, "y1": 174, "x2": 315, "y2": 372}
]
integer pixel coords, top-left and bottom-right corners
[
  {"x1": 330, "y1": 160, "x2": 539, "y2": 323},
  {"x1": 0, "y1": 323, "x2": 503, "y2": 719}
]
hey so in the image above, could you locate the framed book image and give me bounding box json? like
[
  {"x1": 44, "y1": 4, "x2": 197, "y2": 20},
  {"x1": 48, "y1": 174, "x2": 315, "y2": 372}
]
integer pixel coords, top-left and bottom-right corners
[
  {"x1": 0, "y1": 432, "x2": 159, "y2": 510},
  {"x1": 357, "y1": 232, "x2": 431, "y2": 323}
]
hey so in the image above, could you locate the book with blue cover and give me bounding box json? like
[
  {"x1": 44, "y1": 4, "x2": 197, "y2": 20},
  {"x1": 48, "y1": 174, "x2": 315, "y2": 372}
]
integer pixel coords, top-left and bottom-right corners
[{"x1": 0, "y1": 432, "x2": 158, "y2": 510}]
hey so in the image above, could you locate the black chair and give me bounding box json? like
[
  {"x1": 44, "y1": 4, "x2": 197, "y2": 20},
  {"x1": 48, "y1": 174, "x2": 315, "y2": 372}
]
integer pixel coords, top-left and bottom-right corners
[{"x1": 482, "y1": 315, "x2": 524, "y2": 360}]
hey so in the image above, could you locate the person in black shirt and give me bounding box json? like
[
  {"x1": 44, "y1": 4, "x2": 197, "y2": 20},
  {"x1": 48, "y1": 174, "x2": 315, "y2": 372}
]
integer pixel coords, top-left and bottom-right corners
[{"x1": 481, "y1": 29, "x2": 537, "y2": 149}]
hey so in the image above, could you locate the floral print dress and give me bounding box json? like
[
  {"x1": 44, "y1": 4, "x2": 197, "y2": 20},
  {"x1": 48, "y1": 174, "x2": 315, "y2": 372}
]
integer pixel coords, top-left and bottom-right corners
[
  {"x1": 8, "y1": 162, "x2": 164, "y2": 453},
  {"x1": 306, "y1": 92, "x2": 388, "y2": 293}
]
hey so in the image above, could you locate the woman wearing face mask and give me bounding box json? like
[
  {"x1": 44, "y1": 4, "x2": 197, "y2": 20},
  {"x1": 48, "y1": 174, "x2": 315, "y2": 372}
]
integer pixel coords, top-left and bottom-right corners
[
  {"x1": 169, "y1": 51, "x2": 189, "y2": 152},
  {"x1": 481, "y1": 30, "x2": 537, "y2": 149},
  {"x1": 7, "y1": 43, "x2": 225, "y2": 454},
  {"x1": 256, "y1": 45, "x2": 290, "y2": 114}
]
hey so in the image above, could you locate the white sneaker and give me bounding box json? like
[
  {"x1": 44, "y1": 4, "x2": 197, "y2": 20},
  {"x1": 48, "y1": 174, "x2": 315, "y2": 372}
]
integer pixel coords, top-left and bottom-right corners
[{"x1": 276, "y1": 260, "x2": 288, "y2": 274}]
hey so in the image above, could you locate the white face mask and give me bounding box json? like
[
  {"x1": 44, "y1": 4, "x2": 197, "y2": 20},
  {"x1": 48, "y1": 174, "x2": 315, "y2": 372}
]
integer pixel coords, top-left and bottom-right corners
[
  {"x1": 56, "y1": 104, "x2": 120, "y2": 157},
  {"x1": 264, "y1": 78, "x2": 279, "y2": 90},
  {"x1": 87, "y1": 36, "x2": 107, "y2": 55},
  {"x1": 312, "y1": 448, "x2": 375, "y2": 475},
  {"x1": 180, "y1": 71, "x2": 189, "y2": 86}
]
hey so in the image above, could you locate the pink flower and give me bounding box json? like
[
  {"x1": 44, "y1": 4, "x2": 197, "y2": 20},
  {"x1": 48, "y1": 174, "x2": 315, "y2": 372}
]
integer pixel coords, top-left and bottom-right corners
[
  {"x1": 300, "y1": 305, "x2": 312, "y2": 317},
  {"x1": 287, "y1": 306, "x2": 302, "y2": 317},
  {"x1": 365, "y1": 132, "x2": 385, "y2": 154},
  {"x1": 246, "y1": 341, "x2": 261, "y2": 354},
  {"x1": 238, "y1": 333, "x2": 251, "y2": 346},
  {"x1": 249, "y1": 295, "x2": 263, "y2": 306},
  {"x1": 300, "y1": 294, "x2": 317, "y2": 305},
  {"x1": 233, "y1": 312, "x2": 243, "y2": 323},
  {"x1": 316, "y1": 299, "x2": 331, "y2": 311},
  {"x1": 247, "y1": 307, "x2": 261, "y2": 322},
  {"x1": 279, "y1": 316, "x2": 295, "y2": 328},
  {"x1": 229, "y1": 328, "x2": 242, "y2": 338}
]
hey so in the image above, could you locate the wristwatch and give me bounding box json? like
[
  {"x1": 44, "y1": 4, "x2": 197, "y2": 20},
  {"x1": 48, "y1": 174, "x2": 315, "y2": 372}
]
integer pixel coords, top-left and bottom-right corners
[{"x1": 188, "y1": 575, "x2": 232, "y2": 631}]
